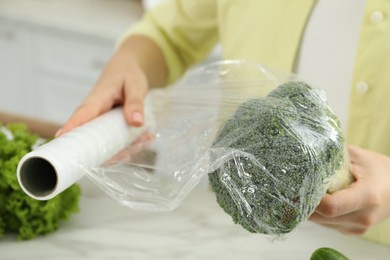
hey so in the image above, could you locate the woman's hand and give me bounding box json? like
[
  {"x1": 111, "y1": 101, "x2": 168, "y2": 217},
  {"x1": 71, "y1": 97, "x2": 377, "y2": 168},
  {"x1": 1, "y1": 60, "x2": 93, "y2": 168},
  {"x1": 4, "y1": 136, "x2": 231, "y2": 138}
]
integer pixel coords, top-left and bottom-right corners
[
  {"x1": 309, "y1": 145, "x2": 390, "y2": 235},
  {"x1": 56, "y1": 35, "x2": 167, "y2": 137}
]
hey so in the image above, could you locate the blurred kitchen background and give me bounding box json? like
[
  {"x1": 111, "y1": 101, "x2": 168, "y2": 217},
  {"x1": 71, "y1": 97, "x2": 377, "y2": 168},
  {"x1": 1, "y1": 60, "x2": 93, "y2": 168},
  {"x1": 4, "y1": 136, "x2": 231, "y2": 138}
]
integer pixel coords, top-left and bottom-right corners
[
  {"x1": 0, "y1": 0, "x2": 221, "y2": 124},
  {"x1": 0, "y1": 0, "x2": 141, "y2": 124},
  {"x1": 0, "y1": 0, "x2": 149, "y2": 124}
]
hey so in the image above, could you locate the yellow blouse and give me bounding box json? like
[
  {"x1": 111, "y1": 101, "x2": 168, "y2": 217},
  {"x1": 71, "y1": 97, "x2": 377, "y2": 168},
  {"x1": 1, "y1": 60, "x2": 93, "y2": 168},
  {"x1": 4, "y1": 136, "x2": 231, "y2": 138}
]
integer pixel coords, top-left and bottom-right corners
[{"x1": 120, "y1": 0, "x2": 390, "y2": 246}]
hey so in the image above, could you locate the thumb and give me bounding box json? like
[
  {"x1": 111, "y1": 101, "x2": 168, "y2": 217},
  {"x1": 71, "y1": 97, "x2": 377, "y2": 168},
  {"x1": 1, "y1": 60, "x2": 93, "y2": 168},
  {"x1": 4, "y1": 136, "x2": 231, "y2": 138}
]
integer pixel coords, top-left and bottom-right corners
[{"x1": 123, "y1": 72, "x2": 149, "y2": 127}]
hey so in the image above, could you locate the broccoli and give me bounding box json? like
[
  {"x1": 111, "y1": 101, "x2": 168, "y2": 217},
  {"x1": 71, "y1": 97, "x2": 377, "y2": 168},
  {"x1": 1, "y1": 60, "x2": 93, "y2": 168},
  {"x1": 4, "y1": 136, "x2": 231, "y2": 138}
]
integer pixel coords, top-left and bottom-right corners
[
  {"x1": 208, "y1": 81, "x2": 348, "y2": 235},
  {"x1": 0, "y1": 123, "x2": 81, "y2": 240}
]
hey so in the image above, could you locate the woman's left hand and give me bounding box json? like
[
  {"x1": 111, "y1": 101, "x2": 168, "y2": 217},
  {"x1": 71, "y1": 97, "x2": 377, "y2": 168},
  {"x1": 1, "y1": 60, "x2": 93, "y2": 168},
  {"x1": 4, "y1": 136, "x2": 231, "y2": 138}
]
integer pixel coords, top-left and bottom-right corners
[{"x1": 309, "y1": 145, "x2": 390, "y2": 235}]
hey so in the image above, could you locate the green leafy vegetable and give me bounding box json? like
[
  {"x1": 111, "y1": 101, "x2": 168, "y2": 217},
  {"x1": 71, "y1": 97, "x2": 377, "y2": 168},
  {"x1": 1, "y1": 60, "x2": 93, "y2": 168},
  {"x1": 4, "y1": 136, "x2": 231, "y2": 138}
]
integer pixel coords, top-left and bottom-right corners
[
  {"x1": 208, "y1": 81, "x2": 348, "y2": 235},
  {"x1": 0, "y1": 123, "x2": 81, "y2": 240}
]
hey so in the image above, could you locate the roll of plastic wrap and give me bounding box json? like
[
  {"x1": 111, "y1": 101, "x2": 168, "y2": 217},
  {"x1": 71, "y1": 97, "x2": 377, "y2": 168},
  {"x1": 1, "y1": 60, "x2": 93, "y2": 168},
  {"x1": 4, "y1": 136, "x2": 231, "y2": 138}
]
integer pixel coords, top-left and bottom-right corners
[{"x1": 17, "y1": 107, "x2": 149, "y2": 200}]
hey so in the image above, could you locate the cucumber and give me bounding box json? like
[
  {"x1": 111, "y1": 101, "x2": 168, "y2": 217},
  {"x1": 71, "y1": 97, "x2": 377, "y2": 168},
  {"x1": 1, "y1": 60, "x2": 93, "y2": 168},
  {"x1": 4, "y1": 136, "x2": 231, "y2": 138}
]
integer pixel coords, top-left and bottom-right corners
[{"x1": 310, "y1": 247, "x2": 349, "y2": 260}]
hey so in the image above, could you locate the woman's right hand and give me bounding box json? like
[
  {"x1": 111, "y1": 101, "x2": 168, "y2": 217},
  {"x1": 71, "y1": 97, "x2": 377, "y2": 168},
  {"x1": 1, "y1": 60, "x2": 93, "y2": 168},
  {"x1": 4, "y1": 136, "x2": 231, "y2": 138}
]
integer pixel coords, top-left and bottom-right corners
[{"x1": 56, "y1": 36, "x2": 167, "y2": 137}]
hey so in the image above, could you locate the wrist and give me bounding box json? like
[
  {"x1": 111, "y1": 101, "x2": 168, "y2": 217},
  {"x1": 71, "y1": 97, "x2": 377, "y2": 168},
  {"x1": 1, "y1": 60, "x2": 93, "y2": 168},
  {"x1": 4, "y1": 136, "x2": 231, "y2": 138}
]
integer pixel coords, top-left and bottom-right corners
[{"x1": 116, "y1": 35, "x2": 167, "y2": 87}]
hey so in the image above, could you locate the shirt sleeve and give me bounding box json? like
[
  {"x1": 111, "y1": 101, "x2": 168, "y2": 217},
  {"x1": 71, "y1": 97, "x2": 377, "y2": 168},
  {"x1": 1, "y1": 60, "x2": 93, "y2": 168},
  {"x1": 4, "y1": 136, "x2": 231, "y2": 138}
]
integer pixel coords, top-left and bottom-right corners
[{"x1": 117, "y1": 0, "x2": 218, "y2": 85}]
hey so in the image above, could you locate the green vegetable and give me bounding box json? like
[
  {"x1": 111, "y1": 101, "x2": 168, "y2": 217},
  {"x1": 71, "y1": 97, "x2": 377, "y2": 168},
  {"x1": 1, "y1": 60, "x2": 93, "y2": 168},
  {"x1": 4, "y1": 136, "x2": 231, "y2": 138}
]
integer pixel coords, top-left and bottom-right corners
[
  {"x1": 0, "y1": 123, "x2": 81, "y2": 240},
  {"x1": 208, "y1": 81, "x2": 348, "y2": 234},
  {"x1": 310, "y1": 247, "x2": 349, "y2": 260}
]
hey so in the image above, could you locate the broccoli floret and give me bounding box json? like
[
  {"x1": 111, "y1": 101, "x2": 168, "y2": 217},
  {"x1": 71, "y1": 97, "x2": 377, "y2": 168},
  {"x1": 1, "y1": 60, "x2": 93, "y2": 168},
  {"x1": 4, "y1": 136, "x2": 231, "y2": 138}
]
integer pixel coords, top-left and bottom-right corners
[
  {"x1": 208, "y1": 81, "x2": 346, "y2": 235},
  {"x1": 0, "y1": 123, "x2": 81, "y2": 240}
]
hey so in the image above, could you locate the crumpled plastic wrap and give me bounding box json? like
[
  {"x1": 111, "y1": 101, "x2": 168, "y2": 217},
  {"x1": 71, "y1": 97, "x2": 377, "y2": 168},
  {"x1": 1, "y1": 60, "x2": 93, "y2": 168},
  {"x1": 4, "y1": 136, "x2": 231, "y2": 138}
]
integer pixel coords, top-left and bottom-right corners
[
  {"x1": 84, "y1": 60, "x2": 303, "y2": 211},
  {"x1": 17, "y1": 60, "x2": 352, "y2": 236},
  {"x1": 208, "y1": 80, "x2": 352, "y2": 235}
]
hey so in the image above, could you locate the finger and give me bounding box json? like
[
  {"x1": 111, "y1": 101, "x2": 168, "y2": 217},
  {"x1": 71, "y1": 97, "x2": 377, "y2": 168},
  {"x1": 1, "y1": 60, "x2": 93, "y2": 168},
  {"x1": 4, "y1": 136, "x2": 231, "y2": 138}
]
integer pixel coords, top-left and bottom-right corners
[
  {"x1": 347, "y1": 144, "x2": 364, "y2": 164},
  {"x1": 57, "y1": 90, "x2": 119, "y2": 137},
  {"x1": 311, "y1": 220, "x2": 367, "y2": 235},
  {"x1": 309, "y1": 211, "x2": 373, "y2": 235},
  {"x1": 57, "y1": 103, "x2": 103, "y2": 137},
  {"x1": 309, "y1": 210, "x2": 359, "y2": 225},
  {"x1": 315, "y1": 159, "x2": 372, "y2": 218},
  {"x1": 347, "y1": 145, "x2": 373, "y2": 180},
  {"x1": 315, "y1": 181, "x2": 366, "y2": 218},
  {"x1": 123, "y1": 72, "x2": 148, "y2": 127}
]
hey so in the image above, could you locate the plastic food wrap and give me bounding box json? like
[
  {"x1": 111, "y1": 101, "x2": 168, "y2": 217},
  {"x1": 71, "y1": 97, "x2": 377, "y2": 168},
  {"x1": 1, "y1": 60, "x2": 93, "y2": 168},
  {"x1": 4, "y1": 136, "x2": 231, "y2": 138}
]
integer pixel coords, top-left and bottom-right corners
[
  {"x1": 208, "y1": 80, "x2": 352, "y2": 235},
  {"x1": 17, "y1": 60, "x2": 352, "y2": 235}
]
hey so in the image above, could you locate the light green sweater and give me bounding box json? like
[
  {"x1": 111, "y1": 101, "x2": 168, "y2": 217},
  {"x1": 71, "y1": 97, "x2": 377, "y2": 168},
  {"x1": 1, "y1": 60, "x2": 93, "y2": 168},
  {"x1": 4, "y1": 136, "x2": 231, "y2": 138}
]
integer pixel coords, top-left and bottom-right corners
[{"x1": 119, "y1": 0, "x2": 390, "y2": 247}]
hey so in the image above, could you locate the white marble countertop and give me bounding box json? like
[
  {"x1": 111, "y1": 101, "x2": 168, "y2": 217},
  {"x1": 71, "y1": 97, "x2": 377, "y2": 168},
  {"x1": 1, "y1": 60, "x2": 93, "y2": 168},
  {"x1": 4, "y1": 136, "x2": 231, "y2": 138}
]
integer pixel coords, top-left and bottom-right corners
[
  {"x1": 1, "y1": 178, "x2": 389, "y2": 260},
  {"x1": 0, "y1": 0, "x2": 144, "y2": 39}
]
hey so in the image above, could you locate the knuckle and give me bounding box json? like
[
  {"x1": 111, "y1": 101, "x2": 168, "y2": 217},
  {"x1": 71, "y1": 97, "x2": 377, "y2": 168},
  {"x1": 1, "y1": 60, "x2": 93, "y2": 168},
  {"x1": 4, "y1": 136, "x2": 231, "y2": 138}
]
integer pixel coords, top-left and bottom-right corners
[
  {"x1": 124, "y1": 74, "x2": 137, "y2": 86},
  {"x1": 320, "y1": 202, "x2": 339, "y2": 218},
  {"x1": 125, "y1": 74, "x2": 144, "y2": 87},
  {"x1": 366, "y1": 192, "x2": 382, "y2": 208},
  {"x1": 347, "y1": 228, "x2": 368, "y2": 235},
  {"x1": 358, "y1": 214, "x2": 377, "y2": 228},
  {"x1": 126, "y1": 72, "x2": 148, "y2": 88}
]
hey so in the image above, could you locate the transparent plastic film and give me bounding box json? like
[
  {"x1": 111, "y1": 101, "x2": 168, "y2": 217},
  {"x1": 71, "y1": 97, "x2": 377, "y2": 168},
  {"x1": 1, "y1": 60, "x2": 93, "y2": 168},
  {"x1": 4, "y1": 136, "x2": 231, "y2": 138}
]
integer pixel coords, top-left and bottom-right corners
[
  {"x1": 16, "y1": 60, "x2": 353, "y2": 237},
  {"x1": 208, "y1": 79, "x2": 353, "y2": 236},
  {"x1": 84, "y1": 60, "x2": 295, "y2": 211}
]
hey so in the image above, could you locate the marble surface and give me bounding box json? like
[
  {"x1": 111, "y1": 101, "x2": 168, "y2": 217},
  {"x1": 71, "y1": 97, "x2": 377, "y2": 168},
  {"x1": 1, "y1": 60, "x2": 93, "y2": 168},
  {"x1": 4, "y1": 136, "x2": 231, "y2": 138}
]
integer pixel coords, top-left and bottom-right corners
[
  {"x1": 1, "y1": 178, "x2": 390, "y2": 260},
  {"x1": 0, "y1": 0, "x2": 144, "y2": 39}
]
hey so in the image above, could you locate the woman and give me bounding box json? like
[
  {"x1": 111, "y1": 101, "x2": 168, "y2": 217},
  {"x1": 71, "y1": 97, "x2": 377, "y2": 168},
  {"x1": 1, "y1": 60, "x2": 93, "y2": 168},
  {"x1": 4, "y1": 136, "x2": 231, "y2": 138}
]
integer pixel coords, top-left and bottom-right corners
[{"x1": 57, "y1": 0, "x2": 390, "y2": 244}]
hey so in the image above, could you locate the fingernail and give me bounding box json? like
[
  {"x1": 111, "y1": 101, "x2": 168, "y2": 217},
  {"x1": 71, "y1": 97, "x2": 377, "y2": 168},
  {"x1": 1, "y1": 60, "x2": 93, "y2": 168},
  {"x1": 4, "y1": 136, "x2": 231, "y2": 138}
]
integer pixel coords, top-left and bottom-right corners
[{"x1": 132, "y1": 111, "x2": 144, "y2": 125}]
